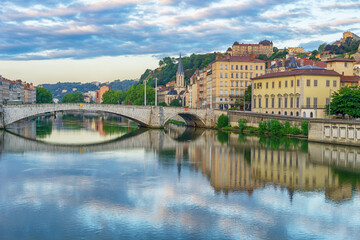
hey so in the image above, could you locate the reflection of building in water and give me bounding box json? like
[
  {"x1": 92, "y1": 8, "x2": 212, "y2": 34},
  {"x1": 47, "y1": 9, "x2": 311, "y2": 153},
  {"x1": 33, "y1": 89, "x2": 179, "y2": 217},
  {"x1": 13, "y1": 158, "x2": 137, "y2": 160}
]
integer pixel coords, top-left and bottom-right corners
[
  {"x1": 250, "y1": 140, "x2": 354, "y2": 202},
  {"x1": 188, "y1": 132, "x2": 265, "y2": 194}
]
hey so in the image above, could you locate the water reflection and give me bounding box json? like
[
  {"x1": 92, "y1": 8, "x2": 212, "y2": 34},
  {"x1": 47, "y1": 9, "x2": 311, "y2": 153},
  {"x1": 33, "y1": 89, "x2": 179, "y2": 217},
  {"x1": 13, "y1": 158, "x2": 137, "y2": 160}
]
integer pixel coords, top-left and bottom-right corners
[{"x1": 0, "y1": 122, "x2": 359, "y2": 239}]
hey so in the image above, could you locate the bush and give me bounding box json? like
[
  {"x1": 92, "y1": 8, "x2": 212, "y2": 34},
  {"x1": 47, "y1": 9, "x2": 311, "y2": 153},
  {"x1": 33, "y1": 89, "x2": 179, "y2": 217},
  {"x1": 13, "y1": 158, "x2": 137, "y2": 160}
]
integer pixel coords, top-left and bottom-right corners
[
  {"x1": 281, "y1": 120, "x2": 291, "y2": 135},
  {"x1": 216, "y1": 114, "x2": 229, "y2": 128},
  {"x1": 258, "y1": 121, "x2": 266, "y2": 134},
  {"x1": 290, "y1": 125, "x2": 302, "y2": 135},
  {"x1": 238, "y1": 119, "x2": 247, "y2": 132},
  {"x1": 270, "y1": 120, "x2": 283, "y2": 135},
  {"x1": 301, "y1": 121, "x2": 309, "y2": 136}
]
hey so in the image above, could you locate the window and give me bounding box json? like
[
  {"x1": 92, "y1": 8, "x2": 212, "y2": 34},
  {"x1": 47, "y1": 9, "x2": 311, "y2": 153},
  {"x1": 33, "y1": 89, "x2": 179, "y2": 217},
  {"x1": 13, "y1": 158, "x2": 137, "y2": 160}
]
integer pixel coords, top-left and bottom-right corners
[
  {"x1": 231, "y1": 73, "x2": 234, "y2": 78},
  {"x1": 256, "y1": 66, "x2": 258, "y2": 70},
  {"x1": 225, "y1": 90, "x2": 228, "y2": 96},
  {"x1": 225, "y1": 73, "x2": 228, "y2": 78},
  {"x1": 236, "y1": 90, "x2": 239, "y2": 96},
  {"x1": 250, "y1": 65, "x2": 253, "y2": 70},
  {"x1": 285, "y1": 81, "x2": 288, "y2": 88},
  {"x1": 314, "y1": 79, "x2": 318, "y2": 87},
  {"x1": 271, "y1": 98, "x2": 275, "y2": 108},
  {"x1": 285, "y1": 98, "x2": 288, "y2": 108},
  {"x1": 333, "y1": 80, "x2": 337, "y2": 87},
  {"x1": 254, "y1": 83, "x2": 256, "y2": 89},
  {"x1": 236, "y1": 73, "x2": 239, "y2": 78},
  {"x1": 220, "y1": 64, "x2": 223, "y2": 70},
  {"x1": 326, "y1": 80, "x2": 330, "y2": 87},
  {"x1": 266, "y1": 98, "x2": 269, "y2": 108},
  {"x1": 225, "y1": 65, "x2": 228, "y2": 70},
  {"x1": 220, "y1": 81, "x2": 223, "y2": 86},
  {"x1": 220, "y1": 90, "x2": 223, "y2": 95},
  {"x1": 291, "y1": 80, "x2": 294, "y2": 87},
  {"x1": 258, "y1": 83, "x2": 262, "y2": 89},
  {"x1": 236, "y1": 65, "x2": 238, "y2": 70},
  {"x1": 220, "y1": 73, "x2": 223, "y2": 78},
  {"x1": 290, "y1": 97, "x2": 293, "y2": 108},
  {"x1": 240, "y1": 65, "x2": 243, "y2": 70},
  {"x1": 241, "y1": 73, "x2": 243, "y2": 79},
  {"x1": 225, "y1": 81, "x2": 228, "y2": 87},
  {"x1": 259, "y1": 98, "x2": 262, "y2": 108},
  {"x1": 310, "y1": 112, "x2": 313, "y2": 118},
  {"x1": 231, "y1": 65, "x2": 234, "y2": 70},
  {"x1": 240, "y1": 81, "x2": 244, "y2": 87},
  {"x1": 250, "y1": 73, "x2": 253, "y2": 78},
  {"x1": 260, "y1": 66, "x2": 263, "y2": 70},
  {"x1": 245, "y1": 82, "x2": 248, "y2": 87},
  {"x1": 278, "y1": 98, "x2": 282, "y2": 108},
  {"x1": 256, "y1": 73, "x2": 258, "y2": 77},
  {"x1": 307, "y1": 79, "x2": 310, "y2": 87},
  {"x1": 231, "y1": 81, "x2": 234, "y2": 87},
  {"x1": 279, "y1": 81, "x2": 281, "y2": 88},
  {"x1": 272, "y1": 82, "x2": 275, "y2": 88},
  {"x1": 313, "y1": 97, "x2": 318, "y2": 109},
  {"x1": 345, "y1": 62, "x2": 348, "y2": 67},
  {"x1": 245, "y1": 65, "x2": 248, "y2": 70},
  {"x1": 231, "y1": 90, "x2": 234, "y2": 95},
  {"x1": 266, "y1": 82, "x2": 269, "y2": 89},
  {"x1": 240, "y1": 89, "x2": 244, "y2": 96},
  {"x1": 296, "y1": 97, "x2": 300, "y2": 108},
  {"x1": 245, "y1": 73, "x2": 248, "y2": 79},
  {"x1": 326, "y1": 98, "x2": 330, "y2": 105},
  {"x1": 236, "y1": 81, "x2": 239, "y2": 87},
  {"x1": 297, "y1": 79, "x2": 300, "y2": 87},
  {"x1": 306, "y1": 97, "x2": 310, "y2": 108},
  {"x1": 254, "y1": 98, "x2": 256, "y2": 108}
]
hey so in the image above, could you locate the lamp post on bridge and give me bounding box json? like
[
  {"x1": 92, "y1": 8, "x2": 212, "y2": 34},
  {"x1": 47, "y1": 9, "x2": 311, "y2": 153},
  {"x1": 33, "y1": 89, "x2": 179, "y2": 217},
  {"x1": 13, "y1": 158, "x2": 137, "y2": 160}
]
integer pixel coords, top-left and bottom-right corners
[
  {"x1": 144, "y1": 79, "x2": 147, "y2": 106},
  {"x1": 155, "y1": 78, "x2": 158, "y2": 106}
]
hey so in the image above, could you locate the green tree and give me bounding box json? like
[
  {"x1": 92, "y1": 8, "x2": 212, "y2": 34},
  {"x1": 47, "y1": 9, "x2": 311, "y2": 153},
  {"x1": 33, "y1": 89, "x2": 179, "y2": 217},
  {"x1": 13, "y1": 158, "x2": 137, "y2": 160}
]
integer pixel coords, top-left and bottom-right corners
[
  {"x1": 245, "y1": 85, "x2": 252, "y2": 110},
  {"x1": 169, "y1": 99, "x2": 182, "y2": 107},
  {"x1": 257, "y1": 54, "x2": 268, "y2": 61},
  {"x1": 216, "y1": 114, "x2": 229, "y2": 128},
  {"x1": 309, "y1": 50, "x2": 319, "y2": 60},
  {"x1": 36, "y1": 87, "x2": 53, "y2": 103},
  {"x1": 125, "y1": 84, "x2": 155, "y2": 105},
  {"x1": 158, "y1": 102, "x2": 167, "y2": 106},
  {"x1": 318, "y1": 43, "x2": 327, "y2": 52},
  {"x1": 61, "y1": 92, "x2": 85, "y2": 103},
  {"x1": 273, "y1": 47, "x2": 279, "y2": 53},
  {"x1": 328, "y1": 86, "x2": 360, "y2": 118},
  {"x1": 102, "y1": 90, "x2": 127, "y2": 104}
]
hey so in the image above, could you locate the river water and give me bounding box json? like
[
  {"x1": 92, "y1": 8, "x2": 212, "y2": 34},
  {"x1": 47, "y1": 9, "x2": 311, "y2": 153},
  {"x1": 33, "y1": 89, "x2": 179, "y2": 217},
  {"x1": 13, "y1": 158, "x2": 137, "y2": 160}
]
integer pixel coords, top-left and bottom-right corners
[{"x1": 0, "y1": 113, "x2": 359, "y2": 240}]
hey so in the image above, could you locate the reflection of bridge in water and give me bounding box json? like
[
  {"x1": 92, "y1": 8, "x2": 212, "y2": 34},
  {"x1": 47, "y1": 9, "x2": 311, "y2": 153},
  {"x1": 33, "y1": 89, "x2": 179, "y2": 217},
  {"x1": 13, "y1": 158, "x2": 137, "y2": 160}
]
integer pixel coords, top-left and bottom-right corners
[{"x1": 1, "y1": 128, "x2": 359, "y2": 202}]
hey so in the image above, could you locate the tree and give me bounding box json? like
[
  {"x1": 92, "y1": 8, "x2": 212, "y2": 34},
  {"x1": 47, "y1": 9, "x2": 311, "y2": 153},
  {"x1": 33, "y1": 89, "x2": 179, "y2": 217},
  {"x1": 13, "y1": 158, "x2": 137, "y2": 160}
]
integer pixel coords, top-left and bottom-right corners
[
  {"x1": 318, "y1": 43, "x2": 327, "y2": 52},
  {"x1": 257, "y1": 54, "x2": 268, "y2": 61},
  {"x1": 36, "y1": 87, "x2": 53, "y2": 103},
  {"x1": 309, "y1": 50, "x2": 319, "y2": 60},
  {"x1": 170, "y1": 99, "x2": 182, "y2": 107},
  {"x1": 61, "y1": 92, "x2": 84, "y2": 103},
  {"x1": 328, "y1": 86, "x2": 360, "y2": 118},
  {"x1": 325, "y1": 44, "x2": 332, "y2": 51},
  {"x1": 102, "y1": 90, "x2": 127, "y2": 104},
  {"x1": 273, "y1": 47, "x2": 279, "y2": 53},
  {"x1": 125, "y1": 84, "x2": 155, "y2": 105}
]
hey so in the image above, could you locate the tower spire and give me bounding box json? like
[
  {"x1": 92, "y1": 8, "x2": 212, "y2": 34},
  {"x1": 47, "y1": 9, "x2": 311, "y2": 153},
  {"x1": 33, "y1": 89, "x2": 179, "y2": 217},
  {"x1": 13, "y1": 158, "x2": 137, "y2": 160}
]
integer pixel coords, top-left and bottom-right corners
[{"x1": 176, "y1": 53, "x2": 184, "y2": 88}]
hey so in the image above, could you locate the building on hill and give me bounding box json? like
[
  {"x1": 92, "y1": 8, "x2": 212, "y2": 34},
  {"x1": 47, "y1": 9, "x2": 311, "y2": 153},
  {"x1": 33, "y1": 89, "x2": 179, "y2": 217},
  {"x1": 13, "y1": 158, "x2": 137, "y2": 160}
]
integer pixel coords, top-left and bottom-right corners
[
  {"x1": 209, "y1": 54, "x2": 266, "y2": 110},
  {"x1": 325, "y1": 58, "x2": 360, "y2": 86},
  {"x1": 226, "y1": 40, "x2": 273, "y2": 57},
  {"x1": 287, "y1": 47, "x2": 306, "y2": 55},
  {"x1": 251, "y1": 66, "x2": 341, "y2": 118},
  {"x1": 95, "y1": 85, "x2": 109, "y2": 103},
  {"x1": 333, "y1": 31, "x2": 360, "y2": 46}
]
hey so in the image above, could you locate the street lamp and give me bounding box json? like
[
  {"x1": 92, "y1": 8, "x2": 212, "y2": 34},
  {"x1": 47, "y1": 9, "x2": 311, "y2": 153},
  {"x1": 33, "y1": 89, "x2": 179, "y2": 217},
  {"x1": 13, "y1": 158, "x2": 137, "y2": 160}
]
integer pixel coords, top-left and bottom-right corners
[
  {"x1": 155, "y1": 78, "x2": 158, "y2": 106},
  {"x1": 144, "y1": 79, "x2": 147, "y2": 106}
]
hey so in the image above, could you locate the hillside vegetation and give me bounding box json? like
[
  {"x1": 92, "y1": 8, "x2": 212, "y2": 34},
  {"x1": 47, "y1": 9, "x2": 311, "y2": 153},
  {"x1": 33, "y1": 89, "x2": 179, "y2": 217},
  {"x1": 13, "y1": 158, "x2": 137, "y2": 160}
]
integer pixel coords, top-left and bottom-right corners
[{"x1": 140, "y1": 53, "x2": 216, "y2": 87}]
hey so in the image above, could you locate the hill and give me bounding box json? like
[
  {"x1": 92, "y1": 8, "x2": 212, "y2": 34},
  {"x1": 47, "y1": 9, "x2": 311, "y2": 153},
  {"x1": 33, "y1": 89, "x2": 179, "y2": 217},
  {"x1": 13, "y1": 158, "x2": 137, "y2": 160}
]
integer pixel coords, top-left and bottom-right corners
[
  {"x1": 139, "y1": 53, "x2": 216, "y2": 87},
  {"x1": 42, "y1": 79, "x2": 137, "y2": 100}
]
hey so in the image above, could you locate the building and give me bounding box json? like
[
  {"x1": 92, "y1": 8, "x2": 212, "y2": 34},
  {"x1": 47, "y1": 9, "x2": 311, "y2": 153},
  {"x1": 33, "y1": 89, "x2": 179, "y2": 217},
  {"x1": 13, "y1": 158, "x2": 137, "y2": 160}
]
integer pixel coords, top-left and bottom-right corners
[
  {"x1": 0, "y1": 76, "x2": 10, "y2": 104},
  {"x1": 95, "y1": 85, "x2": 109, "y2": 103},
  {"x1": 326, "y1": 58, "x2": 360, "y2": 86},
  {"x1": 187, "y1": 68, "x2": 209, "y2": 108},
  {"x1": 210, "y1": 54, "x2": 266, "y2": 110},
  {"x1": 287, "y1": 47, "x2": 306, "y2": 55},
  {"x1": 23, "y1": 83, "x2": 36, "y2": 104},
  {"x1": 226, "y1": 40, "x2": 273, "y2": 57},
  {"x1": 333, "y1": 31, "x2": 360, "y2": 46},
  {"x1": 251, "y1": 65, "x2": 341, "y2": 118},
  {"x1": 9, "y1": 82, "x2": 25, "y2": 104}
]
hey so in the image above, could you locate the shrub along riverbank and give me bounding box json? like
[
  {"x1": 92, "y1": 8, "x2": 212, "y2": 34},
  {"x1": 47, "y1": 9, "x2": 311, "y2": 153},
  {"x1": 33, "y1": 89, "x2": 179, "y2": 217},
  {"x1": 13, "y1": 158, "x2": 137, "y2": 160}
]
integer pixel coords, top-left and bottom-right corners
[{"x1": 216, "y1": 114, "x2": 308, "y2": 138}]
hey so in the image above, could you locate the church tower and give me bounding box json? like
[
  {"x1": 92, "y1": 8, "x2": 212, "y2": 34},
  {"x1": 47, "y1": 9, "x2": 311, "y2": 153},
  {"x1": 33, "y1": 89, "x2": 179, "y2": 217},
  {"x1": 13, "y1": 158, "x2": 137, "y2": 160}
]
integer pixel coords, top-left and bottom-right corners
[{"x1": 176, "y1": 53, "x2": 185, "y2": 88}]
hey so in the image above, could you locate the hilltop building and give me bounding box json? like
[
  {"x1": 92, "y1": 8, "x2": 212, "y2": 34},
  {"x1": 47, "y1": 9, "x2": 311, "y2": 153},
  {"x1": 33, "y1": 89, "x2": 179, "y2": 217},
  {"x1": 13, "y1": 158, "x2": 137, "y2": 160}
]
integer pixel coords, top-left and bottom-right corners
[
  {"x1": 333, "y1": 31, "x2": 360, "y2": 46},
  {"x1": 226, "y1": 40, "x2": 273, "y2": 57},
  {"x1": 326, "y1": 58, "x2": 360, "y2": 86},
  {"x1": 251, "y1": 66, "x2": 341, "y2": 118}
]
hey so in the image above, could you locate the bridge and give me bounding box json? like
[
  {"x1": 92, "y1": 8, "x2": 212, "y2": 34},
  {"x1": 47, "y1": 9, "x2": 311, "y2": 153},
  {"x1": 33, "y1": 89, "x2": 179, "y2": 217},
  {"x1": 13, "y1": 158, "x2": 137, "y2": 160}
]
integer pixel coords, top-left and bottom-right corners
[{"x1": 0, "y1": 104, "x2": 221, "y2": 128}]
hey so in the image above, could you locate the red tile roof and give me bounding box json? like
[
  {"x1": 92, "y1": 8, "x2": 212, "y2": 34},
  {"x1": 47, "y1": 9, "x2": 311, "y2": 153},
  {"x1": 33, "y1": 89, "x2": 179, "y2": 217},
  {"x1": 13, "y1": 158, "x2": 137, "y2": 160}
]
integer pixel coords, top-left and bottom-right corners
[
  {"x1": 252, "y1": 68, "x2": 341, "y2": 80},
  {"x1": 340, "y1": 76, "x2": 360, "y2": 83},
  {"x1": 296, "y1": 59, "x2": 327, "y2": 68},
  {"x1": 217, "y1": 55, "x2": 265, "y2": 63},
  {"x1": 325, "y1": 58, "x2": 355, "y2": 62}
]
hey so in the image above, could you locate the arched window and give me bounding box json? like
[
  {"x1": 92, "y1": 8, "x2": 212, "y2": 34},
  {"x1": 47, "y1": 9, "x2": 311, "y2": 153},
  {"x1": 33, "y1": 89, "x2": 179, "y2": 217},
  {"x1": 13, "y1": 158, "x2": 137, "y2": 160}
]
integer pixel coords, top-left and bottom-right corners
[
  {"x1": 303, "y1": 112, "x2": 306, "y2": 118},
  {"x1": 290, "y1": 112, "x2": 293, "y2": 116},
  {"x1": 278, "y1": 111, "x2": 281, "y2": 115},
  {"x1": 310, "y1": 112, "x2": 313, "y2": 118},
  {"x1": 272, "y1": 111, "x2": 274, "y2": 114},
  {"x1": 284, "y1": 111, "x2": 287, "y2": 115},
  {"x1": 296, "y1": 112, "x2": 299, "y2": 116}
]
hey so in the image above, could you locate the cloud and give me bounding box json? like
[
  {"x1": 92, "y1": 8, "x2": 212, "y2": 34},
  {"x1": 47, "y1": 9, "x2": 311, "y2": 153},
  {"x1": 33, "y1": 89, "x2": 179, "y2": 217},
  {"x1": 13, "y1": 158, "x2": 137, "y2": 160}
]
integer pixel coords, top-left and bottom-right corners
[{"x1": 0, "y1": 0, "x2": 359, "y2": 61}]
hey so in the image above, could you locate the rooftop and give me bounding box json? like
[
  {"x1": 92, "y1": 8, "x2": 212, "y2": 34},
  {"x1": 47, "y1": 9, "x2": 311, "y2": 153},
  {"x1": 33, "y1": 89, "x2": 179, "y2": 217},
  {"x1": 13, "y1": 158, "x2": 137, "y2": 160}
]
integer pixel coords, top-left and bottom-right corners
[
  {"x1": 325, "y1": 58, "x2": 356, "y2": 63},
  {"x1": 340, "y1": 76, "x2": 360, "y2": 83},
  {"x1": 252, "y1": 68, "x2": 340, "y2": 80},
  {"x1": 216, "y1": 55, "x2": 265, "y2": 63}
]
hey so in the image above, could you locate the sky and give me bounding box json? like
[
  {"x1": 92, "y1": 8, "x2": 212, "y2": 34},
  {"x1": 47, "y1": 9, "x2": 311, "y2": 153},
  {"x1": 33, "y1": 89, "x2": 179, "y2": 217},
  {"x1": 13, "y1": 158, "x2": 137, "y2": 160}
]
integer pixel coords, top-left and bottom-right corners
[{"x1": 1, "y1": 0, "x2": 360, "y2": 85}]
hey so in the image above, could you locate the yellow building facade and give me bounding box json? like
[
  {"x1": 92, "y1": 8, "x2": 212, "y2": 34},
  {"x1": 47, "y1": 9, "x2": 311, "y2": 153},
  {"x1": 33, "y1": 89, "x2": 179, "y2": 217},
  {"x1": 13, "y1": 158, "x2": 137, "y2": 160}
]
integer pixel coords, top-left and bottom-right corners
[
  {"x1": 211, "y1": 55, "x2": 265, "y2": 110},
  {"x1": 326, "y1": 58, "x2": 360, "y2": 86},
  {"x1": 226, "y1": 40, "x2": 273, "y2": 57},
  {"x1": 251, "y1": 66, "x2": 341, "y2": 118}
]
